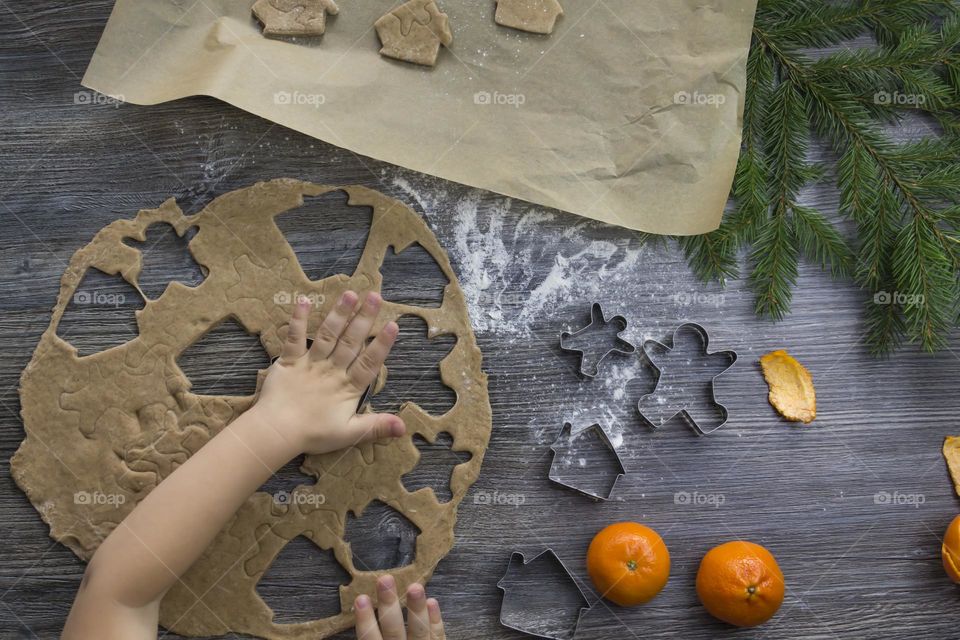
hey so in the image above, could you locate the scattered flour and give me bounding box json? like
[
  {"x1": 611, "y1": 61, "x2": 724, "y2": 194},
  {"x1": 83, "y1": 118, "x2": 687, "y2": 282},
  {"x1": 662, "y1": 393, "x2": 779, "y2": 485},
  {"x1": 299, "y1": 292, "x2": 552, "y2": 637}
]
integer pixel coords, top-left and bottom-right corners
[
  {"x1": 388, "y1": 172, "x2": 697, "y2": 459},
  {"x1": 561, "y1": 398, "x2": 630, "y2": 450},
  {"x1": 395, "y1": 182, "x2": 655, "y2": 336}
]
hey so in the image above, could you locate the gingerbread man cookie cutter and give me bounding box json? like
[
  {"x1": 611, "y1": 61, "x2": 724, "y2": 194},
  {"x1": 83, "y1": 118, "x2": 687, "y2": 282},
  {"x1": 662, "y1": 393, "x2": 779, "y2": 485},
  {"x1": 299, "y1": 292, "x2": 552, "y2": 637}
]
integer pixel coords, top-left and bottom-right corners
[
  {"x1": 559, "y1": 303, "x2": 636, "y2": 378},
  {"x1": 637, "y1": 322, "x2": 737, "y2": 436}
]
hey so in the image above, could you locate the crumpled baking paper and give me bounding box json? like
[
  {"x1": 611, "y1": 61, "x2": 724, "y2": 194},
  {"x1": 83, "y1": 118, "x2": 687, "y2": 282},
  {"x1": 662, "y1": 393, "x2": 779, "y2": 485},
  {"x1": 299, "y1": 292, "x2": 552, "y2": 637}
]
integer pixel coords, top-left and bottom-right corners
[{"x1": 82, "y1": 0, "x2": 758, "y2": 235}]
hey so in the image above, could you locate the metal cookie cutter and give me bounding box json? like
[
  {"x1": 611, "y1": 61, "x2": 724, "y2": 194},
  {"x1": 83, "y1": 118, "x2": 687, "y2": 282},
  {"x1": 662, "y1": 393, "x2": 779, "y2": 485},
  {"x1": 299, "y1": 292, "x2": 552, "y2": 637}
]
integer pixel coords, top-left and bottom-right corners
[
  {"x1": 357, "y1": 367, "x2": 385, "y2": 412},
  {"x1": 357, "y1": 383, "x2": 373, "y2": 412},
  {"x1": 548, "y1": 423, "x2": 625, "y2": 501},
  {"x1": 498, "y1": 548, "x2": 590, "y2": 640},
  {"x1": 559, "y1": 303, "x2": 636, "y2": 378},
  {"x1": 637, "y1": 323, "x2": 737, "y2": 436}
]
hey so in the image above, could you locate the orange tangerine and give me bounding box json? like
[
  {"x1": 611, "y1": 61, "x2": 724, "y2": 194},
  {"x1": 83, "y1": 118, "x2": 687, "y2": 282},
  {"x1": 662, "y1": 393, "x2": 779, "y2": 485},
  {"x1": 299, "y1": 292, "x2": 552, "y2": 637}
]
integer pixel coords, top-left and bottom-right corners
[
  {"x1": 586, "y1": 522, "x2": 670, "y2": 606},
  {"x1": 696, "y1": 540, "x2": 784, "y2": 627},
  {"x1": 942, "y1": 515, "x2": 960, "y2": 583}
]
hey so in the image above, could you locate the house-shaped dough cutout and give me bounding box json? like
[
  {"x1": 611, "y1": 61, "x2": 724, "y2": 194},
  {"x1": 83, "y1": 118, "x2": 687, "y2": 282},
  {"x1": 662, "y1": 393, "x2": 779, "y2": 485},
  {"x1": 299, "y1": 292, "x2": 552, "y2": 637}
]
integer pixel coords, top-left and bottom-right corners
[
  {"x1": 253, "y1": 0, "x2": 339, "y2": 36},
  {"x1": 495, "y1": 0, "x2": 564, "y2": 35},
  {"x1": 375, "y1": 0, "x2": 453, "y2": 67}
]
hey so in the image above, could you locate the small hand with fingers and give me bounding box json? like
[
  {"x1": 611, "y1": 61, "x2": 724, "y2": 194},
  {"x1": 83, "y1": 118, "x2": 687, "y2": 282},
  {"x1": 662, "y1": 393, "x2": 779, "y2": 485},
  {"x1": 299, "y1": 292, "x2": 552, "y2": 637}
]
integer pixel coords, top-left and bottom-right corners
[
  {"x1": 252, "y1": 290, "x2": 405, "y2": 455},
  {"x1": 355, "y1": 575, "x2": 445, "y2": 640}
]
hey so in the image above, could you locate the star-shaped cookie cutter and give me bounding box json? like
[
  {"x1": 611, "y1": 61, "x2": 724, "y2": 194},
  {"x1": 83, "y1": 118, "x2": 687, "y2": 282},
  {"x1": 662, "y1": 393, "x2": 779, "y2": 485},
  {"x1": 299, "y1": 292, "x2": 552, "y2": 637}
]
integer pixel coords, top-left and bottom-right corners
[
  {"x1": 637, "y1": 322, "x2": 737, "y2": 436},
  {"x1": 559, "y1": 303, "x2": 636, "y2": 378}
]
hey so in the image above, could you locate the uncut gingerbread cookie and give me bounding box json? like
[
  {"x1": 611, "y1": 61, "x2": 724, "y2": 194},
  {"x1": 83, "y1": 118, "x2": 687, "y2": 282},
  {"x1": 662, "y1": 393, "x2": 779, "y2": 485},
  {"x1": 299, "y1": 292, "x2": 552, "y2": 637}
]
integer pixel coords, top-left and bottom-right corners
[{"x1": 12, "y1": 179, "x2": 492, "y2": 639}]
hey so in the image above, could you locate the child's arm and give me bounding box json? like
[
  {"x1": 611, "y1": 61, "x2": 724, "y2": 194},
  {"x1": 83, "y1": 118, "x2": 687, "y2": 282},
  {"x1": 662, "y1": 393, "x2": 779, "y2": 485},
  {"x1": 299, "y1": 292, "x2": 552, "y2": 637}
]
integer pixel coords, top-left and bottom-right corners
[{"x1": 62, "y1": 291, "x2": 405, "y2": 639}]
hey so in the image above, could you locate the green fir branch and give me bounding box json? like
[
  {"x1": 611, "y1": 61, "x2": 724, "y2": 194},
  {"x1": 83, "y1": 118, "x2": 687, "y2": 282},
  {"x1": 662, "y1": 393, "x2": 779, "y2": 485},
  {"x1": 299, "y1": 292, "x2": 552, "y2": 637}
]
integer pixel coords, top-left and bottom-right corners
[{"x1": 681, "y1": 0, "x2": 960, "y2": 354}]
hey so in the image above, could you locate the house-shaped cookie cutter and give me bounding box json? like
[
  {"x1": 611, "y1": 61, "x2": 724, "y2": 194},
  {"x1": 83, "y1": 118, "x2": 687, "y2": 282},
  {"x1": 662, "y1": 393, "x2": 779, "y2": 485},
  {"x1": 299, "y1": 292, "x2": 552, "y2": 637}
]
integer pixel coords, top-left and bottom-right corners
[
  {"x1": 497, "y1": 548, "x2": 590, "y2": 640},
  {"x1": 548, "y1": 423, "x2": 625, "y2": 501}
]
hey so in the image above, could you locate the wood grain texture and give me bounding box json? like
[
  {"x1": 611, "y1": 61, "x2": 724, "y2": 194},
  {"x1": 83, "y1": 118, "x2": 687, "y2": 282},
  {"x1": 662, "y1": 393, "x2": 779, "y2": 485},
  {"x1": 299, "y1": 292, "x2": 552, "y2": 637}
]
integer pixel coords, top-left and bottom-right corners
[{"x1": 2, "y1": 3, "x2": 959, "y2": 639}]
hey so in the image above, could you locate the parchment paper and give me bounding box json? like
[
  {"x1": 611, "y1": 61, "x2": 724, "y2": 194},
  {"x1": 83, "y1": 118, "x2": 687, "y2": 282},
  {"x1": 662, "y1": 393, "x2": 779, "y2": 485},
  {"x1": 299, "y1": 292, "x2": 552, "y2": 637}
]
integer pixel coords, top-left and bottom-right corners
[{"x1": 82, "y1": 0, "x2": 758, "y2": 235}]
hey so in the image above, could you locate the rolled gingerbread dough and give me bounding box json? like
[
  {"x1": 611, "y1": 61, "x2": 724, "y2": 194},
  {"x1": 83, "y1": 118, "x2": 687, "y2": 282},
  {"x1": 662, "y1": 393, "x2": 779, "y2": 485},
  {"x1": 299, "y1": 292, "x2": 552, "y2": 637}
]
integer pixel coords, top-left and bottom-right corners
[{"x1": 12, "y1": 179, "x2": 492, "y2": 639}]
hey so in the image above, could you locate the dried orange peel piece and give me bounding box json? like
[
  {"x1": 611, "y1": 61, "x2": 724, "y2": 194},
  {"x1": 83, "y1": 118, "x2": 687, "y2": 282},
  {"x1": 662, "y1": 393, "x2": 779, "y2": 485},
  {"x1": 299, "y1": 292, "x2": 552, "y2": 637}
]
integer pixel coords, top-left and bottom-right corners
[
  {"x1": 942, "y1": 437, "x2": 960, "y2": 496},
  {"x1": 759, "y1": 349, "x2": 816, "y2": 423}
]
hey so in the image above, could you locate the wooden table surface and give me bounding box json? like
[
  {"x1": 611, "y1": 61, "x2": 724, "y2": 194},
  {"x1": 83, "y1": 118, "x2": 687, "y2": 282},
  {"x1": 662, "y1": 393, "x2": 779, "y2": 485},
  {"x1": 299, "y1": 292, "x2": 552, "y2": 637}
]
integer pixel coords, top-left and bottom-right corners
[{"x1": 2, "y1": 3, "x2": 960, "y2": 639}]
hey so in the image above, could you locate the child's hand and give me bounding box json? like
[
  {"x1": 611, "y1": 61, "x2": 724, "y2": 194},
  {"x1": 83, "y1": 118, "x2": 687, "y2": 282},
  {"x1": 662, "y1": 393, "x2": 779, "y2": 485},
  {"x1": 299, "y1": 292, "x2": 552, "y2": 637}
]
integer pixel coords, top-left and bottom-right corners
[
  {"x1": 251, "y1": 291, "x2": 406, "y2": 455},
  {"x1": 354, "y1": 575, "x2": 445, "y2": 640},
  {"x1": 62, "y1": 292, "x2": 409, "y2": 639}
]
